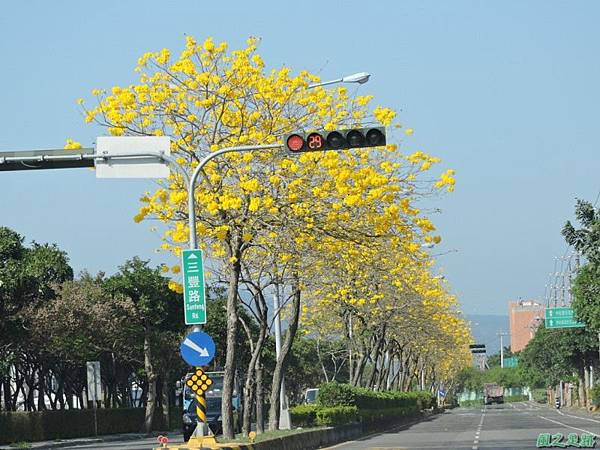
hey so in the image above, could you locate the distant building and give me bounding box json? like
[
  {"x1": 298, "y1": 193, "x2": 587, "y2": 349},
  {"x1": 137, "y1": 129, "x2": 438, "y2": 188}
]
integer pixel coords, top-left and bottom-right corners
[{"x1": 509, "y1": 300, "x2": 545, "y2": 352}]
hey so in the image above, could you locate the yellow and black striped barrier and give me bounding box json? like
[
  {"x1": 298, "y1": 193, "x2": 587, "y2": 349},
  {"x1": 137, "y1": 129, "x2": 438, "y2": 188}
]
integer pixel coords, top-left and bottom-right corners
[{"x1": 196, "y1": 392, "x2": 207, "y2": 424}]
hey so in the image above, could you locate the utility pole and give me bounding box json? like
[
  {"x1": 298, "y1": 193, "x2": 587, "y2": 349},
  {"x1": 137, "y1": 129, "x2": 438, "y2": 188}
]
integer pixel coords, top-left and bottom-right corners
[
  {"x1": 273, "y1": 283, "x2": 291, "y2": 429},
  {"x1": 497, "y1": 332, "x2": 508, "y2": 368}
]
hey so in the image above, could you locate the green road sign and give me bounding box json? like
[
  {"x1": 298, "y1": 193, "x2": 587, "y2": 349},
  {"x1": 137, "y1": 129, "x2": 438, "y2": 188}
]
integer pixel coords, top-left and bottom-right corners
[
  {"x1": 503, "y1": 357, "x2": 518, "y2": 368},
  {"x1": 545, "y1": 307, "x2": 585, "y2": 329},
  {"x1": 182, "y1": 249, "x2": 206, "y2": 325}
]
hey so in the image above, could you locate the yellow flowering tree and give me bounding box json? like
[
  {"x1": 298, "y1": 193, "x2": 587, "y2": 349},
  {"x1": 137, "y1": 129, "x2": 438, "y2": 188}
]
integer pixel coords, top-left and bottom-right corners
[{"x1": 77, "y1": 36, "x2": 458, "y2": 436}]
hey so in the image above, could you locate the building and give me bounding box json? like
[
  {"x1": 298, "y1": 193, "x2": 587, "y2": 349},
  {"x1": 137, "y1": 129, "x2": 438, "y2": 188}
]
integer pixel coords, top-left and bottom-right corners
[{"x1": 509, "y1": 300, "x2": 545, "y2": 352}]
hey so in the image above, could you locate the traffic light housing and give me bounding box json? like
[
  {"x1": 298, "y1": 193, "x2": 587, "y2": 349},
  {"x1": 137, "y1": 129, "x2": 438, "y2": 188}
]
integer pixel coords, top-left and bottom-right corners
[
  {"x1": 469, "y1": 344, "x2": 486, "y2": 354},
  {"x1": 284, "y1": 127, "x2": 386, "y2": 153}
]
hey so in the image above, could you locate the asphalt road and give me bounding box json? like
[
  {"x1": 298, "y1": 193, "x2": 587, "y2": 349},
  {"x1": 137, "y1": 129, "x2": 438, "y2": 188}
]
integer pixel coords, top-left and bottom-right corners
[
  {"x1": 325, "y1": 402, "x2": 600, "y2": 450},
  {"x1": 57, "y1": 402, "x2": 600, "y2": 449}
]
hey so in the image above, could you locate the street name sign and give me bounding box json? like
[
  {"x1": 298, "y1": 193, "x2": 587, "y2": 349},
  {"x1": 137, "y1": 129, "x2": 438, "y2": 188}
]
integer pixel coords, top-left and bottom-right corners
[
  {"x1": 95, "y1": 136, "x2": 170, "y2": 178},
  {"x1": 545, "y1": 307, "x2": 585, "y2": 329},
  {"x1": 180, "y1": 331, "x2": 216, "y2": 367},
  {"x1": 86, "y1": 361, "x2": 102, "y2": 402},
  {"x1": 182, "y1": 249, "x2": 206, "y2": 325}
]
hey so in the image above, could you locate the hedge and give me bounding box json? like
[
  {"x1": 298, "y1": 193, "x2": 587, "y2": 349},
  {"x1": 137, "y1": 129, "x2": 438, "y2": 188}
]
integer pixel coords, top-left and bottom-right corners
[
  {"x1": 316, "y1": 406, "x2": 358, "y2": 426},
  {"x1": 359, "y1": 406, "x2": 419, "y2": 425},
  {"x1": 0, "y1": 407, "x2": 181, "y2": 445},
  {"x1": 290, "y1": 404, "x2": 318, "y2": 428},
  {"x1": 317, "y1": 383, "x2": 435, "y2": 410},
  {"x1": 290, "y1": 383, "x2": 435, "y2": 429},
  {"x1": 504, "y1": 395, "x2": 528, "y2": 403}
]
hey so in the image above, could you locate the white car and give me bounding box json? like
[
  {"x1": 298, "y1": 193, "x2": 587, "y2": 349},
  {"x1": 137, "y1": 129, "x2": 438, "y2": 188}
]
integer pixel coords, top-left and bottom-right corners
[{"x1": 305, "y1": 388, "x2": 319, "y2": 404}]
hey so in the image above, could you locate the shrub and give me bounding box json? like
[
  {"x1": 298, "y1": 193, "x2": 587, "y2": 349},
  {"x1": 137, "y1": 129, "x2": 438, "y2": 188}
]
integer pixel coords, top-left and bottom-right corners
[
  {"x1": 290, "y1": 404, "x2": 318, "y2": 427},
  {"x1": 532, "y1": 388, "x2": 548, "y2": 404},
  {"x1": 0, "y1": 407, "x2": 178, "y2": 445},
  {"x1": 504, "y1": 395, "x2": 529, "y2": 403},
  {"x1": 316, "y1": 406, "x2": 358, "y2": 426},
  {"x1": 0, "y1": 409, "x2": 96, "y2": 444},
  {"x1": 591, "y1": 385, "x2": 600, "y2": 406},
  {"x1": 317, "y1": 383, "x2": 435, "y2": 411},
  {"x1": 316, "y1": 383, "x2": 356, "y2": 408}
]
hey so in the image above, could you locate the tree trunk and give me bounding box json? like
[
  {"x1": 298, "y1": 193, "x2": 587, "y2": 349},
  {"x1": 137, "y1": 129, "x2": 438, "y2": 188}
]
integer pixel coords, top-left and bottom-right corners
[
  {"x1": 34, "y1": 366, "x2": 46, "y2": 411},
  {"x1": 2, "y1": 377, "x2": 10, "y2": 411},
  {"x1": 367, "y1": 327, "x2": 386, "y2": 389},
  {"x1": 255, "y1": 362, "x2": 264, "y2": 434},
  {"x1": 351, "y1": 346, "x2": 368, "y2": 387},
  {"x1": 268, "y1": 279, "x2": 301, "y2": 431},
  {"x1": 584, "y1": 364, "x2": 590, "y2": 407},
  {"x1": 162, "y1": 376, "x2": 170, "y2": 430},
  {"x1": 316, "y1": 340, "x2": 330, "y2": 383},
  {"x1": 222, "y1": 245, "x2": 242, "y2": 440},
  {"x1": 242, "y1": 380, "x2": 254, "y2": 437},
  {"x1": 241, "y1": 321, "x2": 266, "y2": 436},
  {"x1": 143, "y1": 324, "x2": 157, "y2": 434}
]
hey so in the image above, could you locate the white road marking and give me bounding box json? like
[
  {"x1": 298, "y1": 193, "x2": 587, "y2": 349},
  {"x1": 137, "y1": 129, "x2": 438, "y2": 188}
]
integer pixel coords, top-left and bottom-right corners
[
  {"x1": 539, "y1": 415, "x2": 599, "y2": 437},
  {"x1": 471, "y1": 406, "x2": 485, "y2": 450},
  {"x1": 556, "y1": 409, "x2": 600, "y2": 424}
]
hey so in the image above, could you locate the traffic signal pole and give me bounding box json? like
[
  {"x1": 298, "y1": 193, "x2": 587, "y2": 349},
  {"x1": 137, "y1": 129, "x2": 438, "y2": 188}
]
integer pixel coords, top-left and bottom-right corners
[
  {"x1": 178, "y1": 143, "x2": 282, "y2": 442},
  {"x1": 186, "y1": 144, "x2": 283, "y2": 250}
]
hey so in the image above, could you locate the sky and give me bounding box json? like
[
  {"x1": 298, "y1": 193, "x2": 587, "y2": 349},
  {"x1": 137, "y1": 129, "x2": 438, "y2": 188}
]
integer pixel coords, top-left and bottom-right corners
[{"x1": 1, "y1": 0, "x2": 599, "y2": 316}]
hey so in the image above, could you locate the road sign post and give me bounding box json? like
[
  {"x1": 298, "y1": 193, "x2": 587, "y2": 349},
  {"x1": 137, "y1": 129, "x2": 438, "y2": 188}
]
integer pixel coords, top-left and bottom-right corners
[
  {"x1": 86, "y1": 361, "x2": 101, "y2": 436},
  {"x1": 545, "y1": 307, "x2": 585, "y2": 329},
  {"x1": 182, "y1": 249, "x2": 206, "y2": 325},
  {"x1": 180, "y1": 332, "x2": 216, "y2": 443}
]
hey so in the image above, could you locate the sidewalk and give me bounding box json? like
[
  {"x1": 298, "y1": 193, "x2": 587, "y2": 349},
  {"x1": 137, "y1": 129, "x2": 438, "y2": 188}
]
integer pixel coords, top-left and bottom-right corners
[{"x1": 0, "y1": 432, "x2": 150, "y2": 450}]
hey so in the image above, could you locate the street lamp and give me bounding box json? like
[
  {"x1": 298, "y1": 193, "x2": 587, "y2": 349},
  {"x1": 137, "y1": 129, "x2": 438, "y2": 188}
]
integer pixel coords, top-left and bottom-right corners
[{"x1": 308, "y1": 72, "x2": 371, "y2": 89}]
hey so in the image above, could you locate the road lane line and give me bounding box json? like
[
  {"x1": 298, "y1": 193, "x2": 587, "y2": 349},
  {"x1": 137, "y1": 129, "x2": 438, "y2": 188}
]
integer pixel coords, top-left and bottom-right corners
[
  {"x1": 556, "y1": 409, "x2": 600, "y2": 424},
  {"x1": 539, "y1": 415, "x2": 599, "y2": 436},
  {"x1": 471, "y1": 406, "x2": 485, "y2": 450}
]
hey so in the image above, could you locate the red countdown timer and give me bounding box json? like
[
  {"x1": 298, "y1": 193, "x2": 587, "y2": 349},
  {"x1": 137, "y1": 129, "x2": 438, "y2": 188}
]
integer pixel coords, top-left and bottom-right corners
[
  {"x1": 306, "y1": 132, "x2": 325, "y2": 150},
  {"x1": 286, "y1": 134, "x2": 305, "y2": 152}
]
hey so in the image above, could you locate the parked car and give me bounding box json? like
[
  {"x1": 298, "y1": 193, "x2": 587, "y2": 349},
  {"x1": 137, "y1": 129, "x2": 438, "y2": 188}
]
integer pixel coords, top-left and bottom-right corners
[{"x1": 304, "y1": 388, "x2": 319, "y2": 404}]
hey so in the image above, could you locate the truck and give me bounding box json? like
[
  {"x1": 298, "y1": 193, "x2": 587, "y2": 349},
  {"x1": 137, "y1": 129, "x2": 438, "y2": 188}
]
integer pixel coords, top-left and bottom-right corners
[
  {"x1": 483, "y1": 383, "x2": 504, "y2": 405},
  {"x1": 180, "y1": 371, "x2": 241, "y2": 442}
]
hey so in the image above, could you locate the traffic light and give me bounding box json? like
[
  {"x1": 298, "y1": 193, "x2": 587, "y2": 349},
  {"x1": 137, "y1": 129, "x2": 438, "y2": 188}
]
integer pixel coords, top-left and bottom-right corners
[
  {"x1": 469, "y1": 344, "x2": 486, "y2": 354},
  {"x1": 284, "y1": 127, "x2": 386, "y2": 153}
]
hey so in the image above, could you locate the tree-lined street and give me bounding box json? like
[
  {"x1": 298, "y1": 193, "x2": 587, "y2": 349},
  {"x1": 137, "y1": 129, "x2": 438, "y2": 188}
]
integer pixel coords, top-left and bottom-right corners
[{"x1": 3, "y1": 2, "x2": 600, "y2": 449}]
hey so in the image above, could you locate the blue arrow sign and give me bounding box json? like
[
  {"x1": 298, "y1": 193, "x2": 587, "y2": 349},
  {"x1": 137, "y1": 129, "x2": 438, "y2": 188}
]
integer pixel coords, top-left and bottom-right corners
[
  {"x1": 438, "y1": 389, "x2": 446, "y2": 397},
  {"x1": 180, "y1": 331, "x2": 216, "y2": 367}
]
